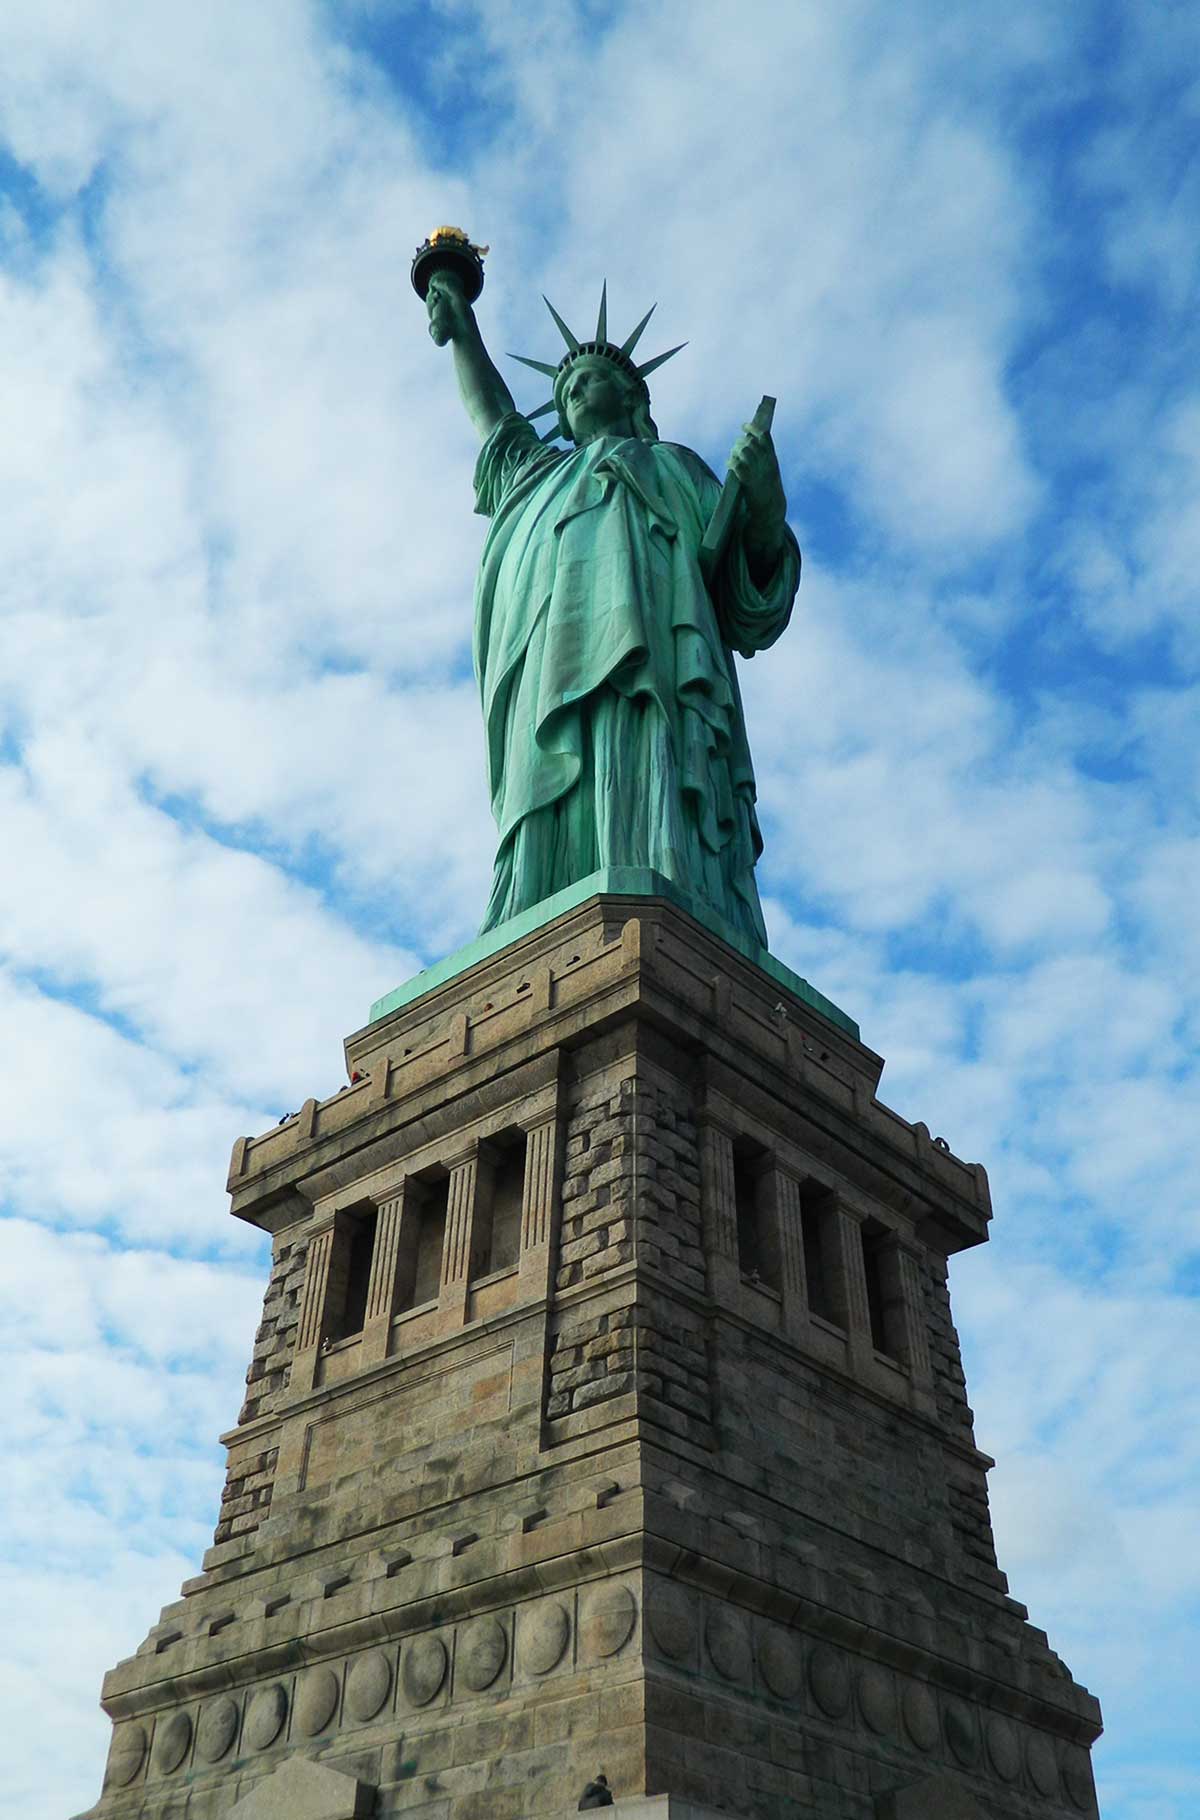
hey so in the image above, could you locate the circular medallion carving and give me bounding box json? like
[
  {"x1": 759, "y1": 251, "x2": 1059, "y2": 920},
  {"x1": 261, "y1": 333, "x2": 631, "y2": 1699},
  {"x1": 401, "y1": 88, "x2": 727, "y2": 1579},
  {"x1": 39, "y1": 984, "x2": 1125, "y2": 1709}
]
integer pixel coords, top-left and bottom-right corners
[
  {"x1": 196, "y1": 1695, "x2": 239, "y2": 1763},
  {"x1": 705, "y1": 1608, "x2": 751, "y2": 1683},
  {"x1": 944, "y1": 1698, "x2": 979, "y2": 1766},
  {"x1": 646, "y1": 1584, "x2": 695, "y2": 1662},
  {"x1": 986, "y1": 1715, "x2": 1020, "y2": 1782},
  {"x1": 901, "y1": 1681, "x2": 939, "y2": 1751},
  {"x1": 152, "y1": 1709, "x2": 192, "y2": 1776},
  {"x1": 403, "y1": 1634, "x2": 447, "y2": 1708},
  {"x1": 295, "y1": 1666, "x2": 340, "y2": 1736},
  {"x1": 347, "y1": 1648, "x2": 393, "y2": 1722},
  {"x1": 1063, "y1": 1747, "x2": 1095, "y2": 1811},
  {"x1": 809, "y1": 1644, "x2": 850, "y2": 1719},
  {"x1": 105, "y1": 1722, "x2": 147, "y2": 1789},
  {"x1": 522, "y1": 1600, "x2": 571, "y2": 1675},
  {"x1": 756, "y1": 1626, "x2": 803, "y2": 1700},
  {"x1": 460, "y1": 1617, "x2": 508, "y2": 1691},
  {"x1": 858, "y1": 1665, "x2": 895, "y2": 1735},
  {"x1": 1028, "y1": 1733, "x2": 1060, "y2": 1796},
  {"x1": 580, "y1": 1583, "x2": 636, "y2": 1660},
  {"x1": 245, "y1": 1682, "x2": 287, "y2": 1751}
]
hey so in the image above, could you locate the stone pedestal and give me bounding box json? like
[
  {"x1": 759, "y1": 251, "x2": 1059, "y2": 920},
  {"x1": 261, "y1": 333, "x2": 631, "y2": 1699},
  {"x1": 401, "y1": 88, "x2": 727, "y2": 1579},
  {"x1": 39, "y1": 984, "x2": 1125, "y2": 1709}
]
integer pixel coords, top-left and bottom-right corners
[{"x1": 84, "y1": 887, "x2": 1103, "y2": 1819}]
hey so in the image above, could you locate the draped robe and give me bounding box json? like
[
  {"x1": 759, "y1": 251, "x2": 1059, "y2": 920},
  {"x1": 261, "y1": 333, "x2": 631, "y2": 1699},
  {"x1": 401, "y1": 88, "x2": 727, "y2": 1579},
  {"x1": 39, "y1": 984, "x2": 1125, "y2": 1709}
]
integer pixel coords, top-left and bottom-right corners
[{"x1": 473, "y1": 412, "x2": 800, "y2": 945}]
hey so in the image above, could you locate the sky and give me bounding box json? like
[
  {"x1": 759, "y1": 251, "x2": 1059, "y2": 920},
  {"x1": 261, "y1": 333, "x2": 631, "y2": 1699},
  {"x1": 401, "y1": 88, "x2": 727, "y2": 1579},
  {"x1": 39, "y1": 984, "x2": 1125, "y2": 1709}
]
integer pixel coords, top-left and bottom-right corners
[{"x1": 0, "y1": 2, "x2": 1196, "y2": 1815}]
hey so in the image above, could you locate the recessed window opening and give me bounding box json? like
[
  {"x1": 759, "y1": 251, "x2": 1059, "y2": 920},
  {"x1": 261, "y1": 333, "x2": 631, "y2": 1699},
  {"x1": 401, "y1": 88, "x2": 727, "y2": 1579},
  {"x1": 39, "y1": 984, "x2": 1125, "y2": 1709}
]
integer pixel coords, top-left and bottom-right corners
[
  {"x1": 734, "y1": 1146, "x2": 779, "y2": 1290},
  {"x1": 472, "y1": 1135, "x2": 525, "y2": 1278},
  {"x1": 337, "y1": 1206, "x2": 378, "y2": 1339},
  {"x1": 801, "y1": 1189, "x2": 836, "y2": 1324},
  {"x1": 396, "y1": 1176, "x2": 448, "y2": 1312},
  {"x1": 861, "y1": 1223, "x2": 903, "y2": 1359}
]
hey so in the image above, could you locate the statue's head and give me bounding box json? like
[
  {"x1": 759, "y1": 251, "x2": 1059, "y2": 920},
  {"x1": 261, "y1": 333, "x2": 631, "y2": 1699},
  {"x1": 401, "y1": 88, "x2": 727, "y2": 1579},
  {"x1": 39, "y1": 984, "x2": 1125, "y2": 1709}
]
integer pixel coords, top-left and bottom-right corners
[
  {"x1": 511, "y1": 286, "x2": 684, "y2": 447},
  {"x1": 553, "y1": 351, "x2": 656, "y2": 445}
]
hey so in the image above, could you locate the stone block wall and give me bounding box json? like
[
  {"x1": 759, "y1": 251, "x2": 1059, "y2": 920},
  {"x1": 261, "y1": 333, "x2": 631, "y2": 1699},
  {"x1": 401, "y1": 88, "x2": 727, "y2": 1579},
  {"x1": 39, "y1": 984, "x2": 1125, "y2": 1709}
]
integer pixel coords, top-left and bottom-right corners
[
  {"x1": 706, "y1": 1324, "x2": 949, "y2": 1559},
  {"x1": 211, "y1": 1230, "x2": 310, "y2": 1547},
  {"x1": 547, "y1": 1302, "x2": 638, "y2": 1420},
  {"x1": 916, "y1": 1255, "x2": 1005, "y2": 1593},
  {"x1": 213, "y1": 1444, "x2": 281, "y2": 1549},
  {"x1": 555, "y1": 1073, "x2": 704, "y2": 1296},
  {"x1": 922, "y1": 1257, "x2": 975, "y2": 1441},
  {"x1": 238, "y1": 1235, "x2": 309, "y2": 1425},
  {"x1": 546, "y1": 1068, "x2": 709, "y2": 1436}
]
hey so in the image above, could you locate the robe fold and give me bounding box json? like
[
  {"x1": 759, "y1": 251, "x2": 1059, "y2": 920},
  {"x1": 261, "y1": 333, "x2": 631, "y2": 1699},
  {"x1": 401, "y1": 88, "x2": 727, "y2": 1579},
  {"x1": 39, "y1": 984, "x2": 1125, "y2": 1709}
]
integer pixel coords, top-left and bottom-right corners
[{"x1": 472, "y1": 412, "x2": 799, "y2": 944}]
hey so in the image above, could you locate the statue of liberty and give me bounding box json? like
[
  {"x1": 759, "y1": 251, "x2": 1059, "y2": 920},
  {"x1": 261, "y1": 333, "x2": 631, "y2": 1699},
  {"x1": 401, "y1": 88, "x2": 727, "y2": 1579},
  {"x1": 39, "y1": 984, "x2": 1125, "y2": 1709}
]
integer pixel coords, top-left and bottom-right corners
[{"x1": 415, "y1": 230, "x2": 800, "y2": 948}]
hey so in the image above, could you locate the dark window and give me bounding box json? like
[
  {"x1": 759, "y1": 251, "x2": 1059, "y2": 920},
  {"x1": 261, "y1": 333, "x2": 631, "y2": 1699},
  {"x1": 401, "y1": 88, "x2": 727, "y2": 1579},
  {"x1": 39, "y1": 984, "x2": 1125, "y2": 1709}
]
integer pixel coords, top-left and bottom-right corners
[
  {"x1": 396, "y1": 1177, "x2": 448, "y2": 1312},
  {"x1": 339, "y1": 1208, "x2": 377, "y2": 1338},
  {"x1": 482, "y1": 1138, "x2": 525, "y2": 1275},
  {"x1": 861, "y1": 1225, "x2": 903, "y2": 1358},
  {"x1": 734, "y1": 1148, "x2": 779, "y2": 1290},
  {"x1": 325, "y1": 1206, "x2": 377, "y2": 1342},
  {"x1": 862, "y1": 1232, "x2": 889, "y2": 1353},
  {"x1": 801, "y1": 1192, "x2": 836, "y2": 1324}
]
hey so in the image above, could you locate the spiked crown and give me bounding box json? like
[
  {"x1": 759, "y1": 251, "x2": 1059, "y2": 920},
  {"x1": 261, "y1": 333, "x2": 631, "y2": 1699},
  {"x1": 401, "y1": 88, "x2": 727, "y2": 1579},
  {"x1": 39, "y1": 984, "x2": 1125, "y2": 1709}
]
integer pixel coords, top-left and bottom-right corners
[{"x1": 511, "y1": 284, "x2": 686, "y2": 432}]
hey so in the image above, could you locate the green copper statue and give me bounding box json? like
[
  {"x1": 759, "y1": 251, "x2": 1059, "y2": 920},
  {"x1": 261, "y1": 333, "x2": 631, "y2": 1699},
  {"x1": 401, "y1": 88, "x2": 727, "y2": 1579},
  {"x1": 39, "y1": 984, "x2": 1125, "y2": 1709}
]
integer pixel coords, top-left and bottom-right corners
[{"x1": 418, "y1": 234, "x2": 799, "y2": 947}]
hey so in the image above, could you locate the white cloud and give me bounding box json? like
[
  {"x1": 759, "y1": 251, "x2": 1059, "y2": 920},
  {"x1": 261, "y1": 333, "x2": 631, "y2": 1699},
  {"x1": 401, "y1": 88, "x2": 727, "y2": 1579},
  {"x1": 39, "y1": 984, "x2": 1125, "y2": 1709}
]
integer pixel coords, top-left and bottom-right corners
[
  {"x1": 0, "y1": 735, "x2": 417, "y2": 1099},
  {"x1": 957, "y1": 1255, "x2": 1200, "y2": 1815},
  {"x1": 0, "y1": 1221, "x2": 260, "y2": 1811}
]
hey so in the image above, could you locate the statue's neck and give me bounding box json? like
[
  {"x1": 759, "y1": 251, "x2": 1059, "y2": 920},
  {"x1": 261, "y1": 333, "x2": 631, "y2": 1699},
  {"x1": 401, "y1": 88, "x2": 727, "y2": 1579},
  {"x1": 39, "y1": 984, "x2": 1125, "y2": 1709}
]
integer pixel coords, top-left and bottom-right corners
[{"x1": 576, "y1": 431, "x2": 638, "y2": 451}]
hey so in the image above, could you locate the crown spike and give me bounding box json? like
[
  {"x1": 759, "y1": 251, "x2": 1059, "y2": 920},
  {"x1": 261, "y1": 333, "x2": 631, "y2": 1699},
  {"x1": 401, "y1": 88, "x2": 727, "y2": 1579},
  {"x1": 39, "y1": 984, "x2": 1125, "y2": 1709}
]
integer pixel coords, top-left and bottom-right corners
[
  {"x1": 542, "y1": 295, "x2": 580, "y2": 351},
  {"x1": 509, "y1": 353, "x2": 560, "y2": 378},
  {"x1": 636, "y1": 341, "x2": 687, "y2": 380},
  {"x1": 620, "y1": 303, "x2": 657, "y2": 357},
  {"x1": 526, "y1": 397, "x2": 558, "y2": 421},
  {"x1": 596, "y1": 282, "x2": 608, "y2": 344}
]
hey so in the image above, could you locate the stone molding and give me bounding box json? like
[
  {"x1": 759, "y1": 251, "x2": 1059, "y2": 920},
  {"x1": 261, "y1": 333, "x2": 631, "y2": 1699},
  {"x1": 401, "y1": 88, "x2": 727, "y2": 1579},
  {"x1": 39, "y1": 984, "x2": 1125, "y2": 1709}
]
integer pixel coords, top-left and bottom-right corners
[
  {"x1": 229, "y1": 898, "x2": 988, "y2": 1250},
  {"x1": 102, "y1": 1530, "x2": 1097, "y2": 1744}
]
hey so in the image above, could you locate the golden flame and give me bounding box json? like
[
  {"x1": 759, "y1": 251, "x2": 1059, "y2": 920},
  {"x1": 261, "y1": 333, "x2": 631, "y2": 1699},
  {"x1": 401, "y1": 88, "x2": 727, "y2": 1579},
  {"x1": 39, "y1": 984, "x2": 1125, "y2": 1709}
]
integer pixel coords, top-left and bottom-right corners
[{"x1": 429, "y1": 226, "x2": 489, "y2": 256}]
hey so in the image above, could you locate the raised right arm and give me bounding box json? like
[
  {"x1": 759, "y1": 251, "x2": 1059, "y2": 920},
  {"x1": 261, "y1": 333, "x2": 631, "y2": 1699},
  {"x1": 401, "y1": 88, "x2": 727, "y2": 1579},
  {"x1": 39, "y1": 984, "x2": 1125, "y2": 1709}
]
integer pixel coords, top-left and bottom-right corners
[{"x1": 426, "y1": 269, "x2": 517, "y2": 442}]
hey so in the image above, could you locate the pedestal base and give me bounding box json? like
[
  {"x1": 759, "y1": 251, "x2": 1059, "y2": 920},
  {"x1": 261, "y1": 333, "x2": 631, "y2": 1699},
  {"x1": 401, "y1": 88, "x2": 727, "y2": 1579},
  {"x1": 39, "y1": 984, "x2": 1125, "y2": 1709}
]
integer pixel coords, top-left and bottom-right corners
[{"x1": 87, "y1": 891, "x2": 1101, "y2": 1820}]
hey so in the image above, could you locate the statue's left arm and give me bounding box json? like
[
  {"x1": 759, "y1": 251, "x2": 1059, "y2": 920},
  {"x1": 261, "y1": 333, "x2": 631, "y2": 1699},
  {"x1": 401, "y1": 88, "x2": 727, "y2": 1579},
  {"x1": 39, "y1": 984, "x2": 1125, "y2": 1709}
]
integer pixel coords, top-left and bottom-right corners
[{"x1": 704, "y1": 419, "x2": 799, "y2": 656}]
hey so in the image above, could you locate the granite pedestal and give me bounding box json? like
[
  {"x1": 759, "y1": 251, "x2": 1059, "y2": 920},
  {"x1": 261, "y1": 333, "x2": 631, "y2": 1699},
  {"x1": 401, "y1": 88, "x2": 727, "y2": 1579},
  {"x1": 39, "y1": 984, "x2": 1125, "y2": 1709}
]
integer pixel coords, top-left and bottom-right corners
[{"x1": 84, "y1": 887, "x2": 1102, "y2": 1819}]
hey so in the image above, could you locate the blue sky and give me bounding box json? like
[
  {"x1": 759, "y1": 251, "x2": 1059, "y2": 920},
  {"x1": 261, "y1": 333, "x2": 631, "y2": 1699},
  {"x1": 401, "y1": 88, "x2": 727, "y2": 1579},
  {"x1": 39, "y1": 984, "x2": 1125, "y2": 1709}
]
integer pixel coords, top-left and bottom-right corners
[{"x1": 0, "y1": 4, "x2": 1196, "y2": 1816}]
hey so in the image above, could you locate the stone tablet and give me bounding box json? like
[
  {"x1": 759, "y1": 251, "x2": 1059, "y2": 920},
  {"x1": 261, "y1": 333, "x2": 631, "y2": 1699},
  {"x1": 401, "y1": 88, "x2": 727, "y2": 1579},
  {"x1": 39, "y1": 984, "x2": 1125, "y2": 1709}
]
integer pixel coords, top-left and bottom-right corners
[
  {"x1": 195, "y1": 1694, "x2": 239, "y2": 1763},
  {"x1": 295, "y1": 1665, "x2": 340, "y2": 1737},
  {"x1": 402, "y1": 1634, "x2": 447, "y2": 1708},
  {"x1": 151, "y1": 1708, "x2": 191, "y2": 1775},
  {"x1": 244, "y1": 1682, "x2": 287, "y2": 1751},
  {"x1": 521, "y1": 1599, "x2": 570, "y2": 1676},
  {"x1": 346, "y1": 1649, "x2": 392, "y2": 1723},
  {"x1": 104, "y1": 1722, "x2": 146, "y2": 1789},
  {"x1": 579, "y1": 1582, "x2": 636, "y2": 1661},
  {"x1": 459, "y1": 1615, "x2": 508, "y2": 1691}
]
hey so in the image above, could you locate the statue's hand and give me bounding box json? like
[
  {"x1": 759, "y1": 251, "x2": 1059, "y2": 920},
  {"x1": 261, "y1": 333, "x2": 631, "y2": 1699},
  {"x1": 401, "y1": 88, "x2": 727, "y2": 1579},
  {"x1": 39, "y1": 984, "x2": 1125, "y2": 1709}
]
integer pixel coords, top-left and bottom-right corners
[
  {"x1": 729, "y1": 421, "x2": 788, "y2": 585},
  {"x1": 426, "y1": 269, "x2": 470, "y2": 347},
  {"x1": 728, "y1": 421, "x2": 786, "y2": 537}
]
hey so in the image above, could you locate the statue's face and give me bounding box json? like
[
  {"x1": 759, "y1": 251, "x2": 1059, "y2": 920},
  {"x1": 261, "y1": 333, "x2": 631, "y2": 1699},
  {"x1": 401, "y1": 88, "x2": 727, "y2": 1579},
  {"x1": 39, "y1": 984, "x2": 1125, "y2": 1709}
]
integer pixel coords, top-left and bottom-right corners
[{"x1": 560, "y1": 357, "x2": 635, "y2": 442}]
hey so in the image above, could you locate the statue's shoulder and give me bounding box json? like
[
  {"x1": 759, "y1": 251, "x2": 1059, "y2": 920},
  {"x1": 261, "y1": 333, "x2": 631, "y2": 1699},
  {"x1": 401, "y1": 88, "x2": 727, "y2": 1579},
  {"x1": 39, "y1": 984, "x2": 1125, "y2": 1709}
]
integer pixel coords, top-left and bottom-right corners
[
  {"x1": 657, "y1": 440, "x2": 721, "y2": 488},
  {"x1": 487, "y1": 410, "x2": 556, "y2": 457},
  {"x1": 476, "y1": 412, "x2": 568, "y2": 511}
]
